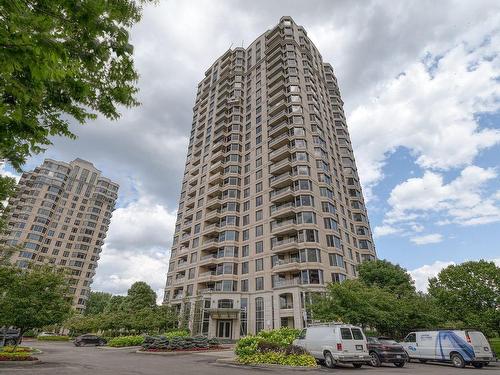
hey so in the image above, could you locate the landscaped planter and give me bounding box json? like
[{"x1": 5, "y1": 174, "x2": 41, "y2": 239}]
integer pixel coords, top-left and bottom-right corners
[{"x1": 0, "y1": 346, "x2": 41, "y2": 364}]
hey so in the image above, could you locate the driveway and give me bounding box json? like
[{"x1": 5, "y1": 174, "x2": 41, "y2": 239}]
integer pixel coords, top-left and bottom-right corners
[{"x1": 3, "y1": 341, "x2": 498, "y2": 375}]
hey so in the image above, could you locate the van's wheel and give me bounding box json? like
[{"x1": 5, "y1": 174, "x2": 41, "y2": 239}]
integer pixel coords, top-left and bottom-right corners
[
  {"x1": 324, "y1": 352, "x2": 336, "y2": 368},
  {"x1": 370, "y1": 352, "x2": 381, "y2": 367},
  {"x1": 353, "y1": 363, "x2": 363, "y2": 368},
  {"x1": 472, "y1": 362, "x2": 484, "y2": 369},
  {"x1": 395, "y1": 362, "x2": 405, "y2": 367},
  {"x1": 5, "y1": 339, "x2": 16, "y2": 346},
  {"x1": 451, "y1": 353, "x2": 465, "y2": 368}
]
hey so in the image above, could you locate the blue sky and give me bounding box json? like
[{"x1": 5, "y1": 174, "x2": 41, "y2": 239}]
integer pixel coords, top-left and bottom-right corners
[{"x1": 2, "y1": 0, "x2": 499, "y2": 297}]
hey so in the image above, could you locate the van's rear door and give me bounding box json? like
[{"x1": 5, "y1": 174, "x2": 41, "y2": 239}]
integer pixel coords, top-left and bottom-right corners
[
  {"x1": 467, "y1": 331, "x2": 493, "y2": 360},
  {"x1": 351, "y1": 328, "x2": 368, "y2": 355}
]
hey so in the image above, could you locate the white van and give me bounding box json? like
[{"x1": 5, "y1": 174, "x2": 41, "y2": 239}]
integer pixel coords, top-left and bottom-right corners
[
  {"x1": 401, "y1": 330, "x2": 494, "y2": 368},
  {"x1": 293, "y1": 323, "x2": 371, "y2": 368}
]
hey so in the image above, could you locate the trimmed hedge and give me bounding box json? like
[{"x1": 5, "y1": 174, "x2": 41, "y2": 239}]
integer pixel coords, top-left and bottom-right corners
[
  {"x1": 164, "y1": 330, "x2": 190, "y2": 339},
  {"x1": 490, "y1": 338, "x2": 500, "y2": 354},
  {"x1": 235, "y1": 328, "x2": 316, "y2": 367},
  {"x1": 37, "y1": 335, "x2": 70, "y2": 341},
  {"x1": 0, "y1": 346, "x2": 38, "y2": 361},
  {"x1": 142, "y1": 335, "x2": 220, "y2": 351},
  {"x1": 237, "y1": 352, "x2": 317, "y2": 367},
  {"x1": 108, "y1": 335, "x2": 145, "y2": 347}
]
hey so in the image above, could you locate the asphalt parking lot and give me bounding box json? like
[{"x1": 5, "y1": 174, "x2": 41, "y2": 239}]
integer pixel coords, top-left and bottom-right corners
[{"x1": 2, "y1": 341, "x2": 498, "y2": 375}]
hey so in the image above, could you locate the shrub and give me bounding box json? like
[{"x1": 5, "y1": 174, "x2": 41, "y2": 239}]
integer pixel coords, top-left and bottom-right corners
[
  {"x1": 235, "y1": 336, "x2": 260, "y2": 357},
  {"x1": 37, "y1": 335, "x2": 70, "y2": 341},
  {"x1": 284, "y1": 344, "x2": 308, "y2": 356},
  {"x1": 237, "y1": 352, "x2": 316, "y2": 367},
  {"x1": 257, "y1": 340, "x2": 282, "y2": 353},
  {"x1": 164, "y1": 330, "x2": 190, "y2": 339},
  {"x1": 107, "y1": 335, "x2": 144, "y2": 347},
  {"x1": 257, "y1": 328, "x2": 300, "y2": 347},
  {"x1": 0, "y1": 346, "x2": 32, "y2": 353},
  {"x1": 490, "y1": 338, "x2": 500, "y2": 354},
  {"x1": 141, "y1": 335, "x2": 221, "y2": 351}
]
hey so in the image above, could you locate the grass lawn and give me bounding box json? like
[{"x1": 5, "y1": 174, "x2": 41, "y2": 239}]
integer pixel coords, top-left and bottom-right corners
[{"x1": 489, "y1": 338, "x2": 500, "y2": 355}]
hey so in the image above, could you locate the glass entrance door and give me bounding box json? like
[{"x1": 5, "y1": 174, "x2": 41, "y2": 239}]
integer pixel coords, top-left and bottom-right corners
[{"x1": 217, "y1": 320, "x2": 232, "y2": 339}]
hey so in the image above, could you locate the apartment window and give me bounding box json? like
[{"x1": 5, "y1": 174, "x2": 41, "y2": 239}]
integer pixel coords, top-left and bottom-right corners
[
  {"x1": 241, "y1": 279, "x2": 249, "y2": 292},
  {"x1": 242, "y1": 261, "x2": 249, "y2": 274},
  {"x1": 242, "y1": 245, "x2": 249, "y2": 257},
  {"x1": 326, "y1": 235, "x2": 341, "y2": 248},
  {"x1": 188, "y1": 268, "x2": 196, "y2": 279},
  {"x1": 255, "y1": 210, "x2": 263, "y2": 221},
  {"x1": 256, "y1": 182, "x2": 262, "y2": 193},
  {"x1": 255, "y1": 258, "x2": 263, "y2": 272},
  {"x1": 331, "y1": 273, "x2": 347, "y2": 283},
  {"x1": 255, "y1": 277, "x2": 264, "y2": 291},
  {"x1": 329, "y1": 253, "x2": 345, "y2": 268},
  {"x1": 243, "y1": 215, "x2": 249, "y2": 226},
  {"x1": 256, "y1": 195, "x2": 263, "y2": 206},
  {"x1": 255, "y1": 225, "x2": 263, "y2": 237},
  {"x1": 243, "y1": 229, "x2": 249, "y2": 241},
  {"x1": 255, "y1": 241, "x2": 263, "y2": 254}
]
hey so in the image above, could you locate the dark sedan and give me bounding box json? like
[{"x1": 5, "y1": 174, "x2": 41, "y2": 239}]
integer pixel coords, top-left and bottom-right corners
[
  {"x1": 74, "y1": 334, "x2": 106, "y2": 347},
  {"x1": 367, "y1": 337, "x2": 407, "y2": 367}
]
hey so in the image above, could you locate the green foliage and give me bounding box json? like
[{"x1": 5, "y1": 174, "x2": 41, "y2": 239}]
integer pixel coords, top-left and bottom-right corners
[
  {"x1": 164, "y1": 330, "x2": 190, "y2": 339},
  {"x1": 311, "y1": 263, "x2": 443, "y2": 338},
  {"x1": 358, "y1": 259, "x2": 415, "y2": 297},
  {"x1": 107, "y1": 335, "x2": 144, "y2": 347},
  {"x1": 36, "y1": 335, "x2": 69, "y2": 341},
  {"x1": 235, "y1": 328, "x2": 313, "y2": 367},
  {"x1": 428, "y1": 260, "x2": 500, "y2": 337},
  {"x1": 125, "y1": 282, "x2": 157, "y2": 310},
  {"x1": 237, "y1": 352, "x2": 316, "y2": 367},
  {"x1": 489, "y1": 338, "x2": 500, "y2": 354},
  {"x1": 0, "y1": 0, "x2": 154, "y2": 170},
  {"x1": 142, "y1": 335, "x2": 220, "y2": 351},
  {"x1": 1, "y1": 346, "x2": 32, "y2": 353},
  {"x1": 0, "y1": 351, "x2": 37, "y2": 361},
  {"x1": 0, "y1": 264, "x2": 72, "y2": 335},
  {"x1": 0, "y1": 175, "x2": 16, "y2": 233},
  {"x1": 235, "y1": 328, "x2": 301, "y2": 357},
  {"x1": 84, "y1": 292, "x2": 112, "y2": 316}
]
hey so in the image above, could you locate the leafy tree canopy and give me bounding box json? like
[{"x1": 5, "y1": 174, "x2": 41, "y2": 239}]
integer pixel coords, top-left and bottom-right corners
[
  {"x1": 0, "y1": 264, "x2": 72, "y2": 335},
  {"x1": 0, "y1": 0, "x2": 152, "y2": 170},
  {"x1": 428, "y1": 260, "x2": 500, "y2": 336},
  {"x1": 125, "y1": 281, "x2": 157, "y2": 310},
  {"x1": 84, "y1": 291, "x2": 112, "y2": 316},
  {"x1": 358, "y1": 259, "x2": 415, "y2": 297}
]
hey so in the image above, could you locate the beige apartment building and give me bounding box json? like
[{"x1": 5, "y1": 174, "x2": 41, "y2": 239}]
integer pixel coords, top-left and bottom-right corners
[
  {"x1": 1, "y1": 158, "x2": 118, "y2": 312},
  {"x1": 163, "y1": 17, "x2": 376, "y2": 340}
]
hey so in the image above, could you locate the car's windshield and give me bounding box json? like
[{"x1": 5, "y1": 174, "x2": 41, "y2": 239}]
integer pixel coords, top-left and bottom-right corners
[{"x1": 367, "y1": 337, "x2": 380, "y2": 344}]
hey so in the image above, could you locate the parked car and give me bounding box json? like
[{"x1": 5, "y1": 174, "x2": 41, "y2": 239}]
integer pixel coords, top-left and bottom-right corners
[
  {"x1": 366, "y1": 337, "x2": 407, "y2": 367},
  {"x1": 0, "y1": 328, "x2": 22, "y2": 346},
  {"x1": 401, "y1": 330, "x2": 494, "y2": 368},
  {"x1": 293, "y1": 323, "x2": 371, "y2": 368},
  {"x1": 74, "y1": 334, "x2": 107, "y2": 347}
]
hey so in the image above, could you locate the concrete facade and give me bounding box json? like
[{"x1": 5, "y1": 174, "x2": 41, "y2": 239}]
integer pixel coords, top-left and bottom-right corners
[
  {"x1": 163, "y1": 17, "x2": 376, "y2": 339},
  {"x1": 1, "y1": 158, "x2": 118, "y2": 312}
]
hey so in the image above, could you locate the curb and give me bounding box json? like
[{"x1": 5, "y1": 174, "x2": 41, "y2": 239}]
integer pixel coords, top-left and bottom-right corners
[
  {"x1": 215, "y1": 358, "x2": 320, "y2": 370},
  {"x1": 0, "y1": 359, "x2": 42, "y2": 366},
  {"x1": 135, "y1": 348, "x2": 233, "y2": 356}
]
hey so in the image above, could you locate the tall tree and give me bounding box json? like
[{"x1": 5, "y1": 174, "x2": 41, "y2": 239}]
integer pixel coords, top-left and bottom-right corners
[
  {"x1": 125, "y1": 281, "x2": 157, "y2": 310},
  {"x1": 0, "y1": 174, "x2": 16, "y2": 233},
  {"x1": 0, "y1": 0, "x2": 153, "y2": 170},
  {"x1": 84, "y1": 291, "x2": 112, "y2": 316},
  {"x1": 428, "y1": 260, "x2": 500, "y2": 337},
  {"x1": 0, "y1": 264, "x2": 72, "y2": 339},
  {"x1": 358, "y1": 259, "x2": 415, "y2": 297}
]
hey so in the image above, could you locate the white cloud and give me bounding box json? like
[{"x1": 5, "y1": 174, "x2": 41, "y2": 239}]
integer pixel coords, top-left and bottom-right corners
[
  {"x1": 91, "y1": 193, "x2": 177, "y2": 299},
  {"x1": 348, "y1": 24, "x2": 500, "y2": 192},
  {"x1": 0, "y1": 163, "x2": 21, "y2": 183},
  {"x1": 410, "y1": 233, "x2": 443, "y2": 245},
  {"x1": 409, "y1": 260, "x2": 455, "y2": 292},
  {"x1": 373, "y1": 225, "x2": 400, "y2": 238},
  {"x1": 382, "y1": 166, "x2": 500, "y2": 231},
  {"x1": 410, "y1": 258, "x2": 500, "y2": 292}
]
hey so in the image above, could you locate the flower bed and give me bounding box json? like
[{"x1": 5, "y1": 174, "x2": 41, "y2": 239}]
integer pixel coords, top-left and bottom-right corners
[
  {"x1": 0, "y1": 347, "x2": 38, "y2": 362},
  {"x1": 235, "y1": 328, "x2": 316, "y2": 368},
  {"x1": 142, "y1": 346, "x2": 223, "y2": 353},
  {"x1": 140, "y1": 335, "x2": 221, "y2": 352}
]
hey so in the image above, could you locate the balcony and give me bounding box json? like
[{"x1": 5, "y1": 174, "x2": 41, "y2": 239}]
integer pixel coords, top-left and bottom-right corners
[
  {"x1": 269, "y1": 157, "x2": 292, "y2": 175},
  {"x1": 268, "y1": 120, "x2": 290, "y2": 138},
  {"x1": 268, "y1": 100, "x2": 287, "y2": 117},
  {"x1": 207, "y1": 184, "x2": 222, "y2": 197},
  {"x1": 268, "y1": 110, "x2": 288, "y2": 128},
  {"x1": 203, "y1": 223, "x2": 220, "y2": 236},
  {"x1": 269, "y1": 186, "x2": 294, "y2": 203},
  {"x1": 269, "y1": 172, "x2": 292, "y2": 188},
  {"x1": 269, "y1": 144, "x2": 291, "y2": 162},
  {"x1": 273, "y1": 278, "x2": 302, "y2": 289},
  {"x1": 205, "y1": 196, "x2": 222, "y2": 209},
  {"x1": 272, "y1": 237, "x2": 298, "y2": 252},
  {"x1": 205, "y1": 209, "x2": 221, "y2": 221},
  {"x1": 270, "y1": 219, "x2": 297, "y2": 235},
  {"x1": 270, "y1": 201, "x2": 295, "y2": 217}
]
